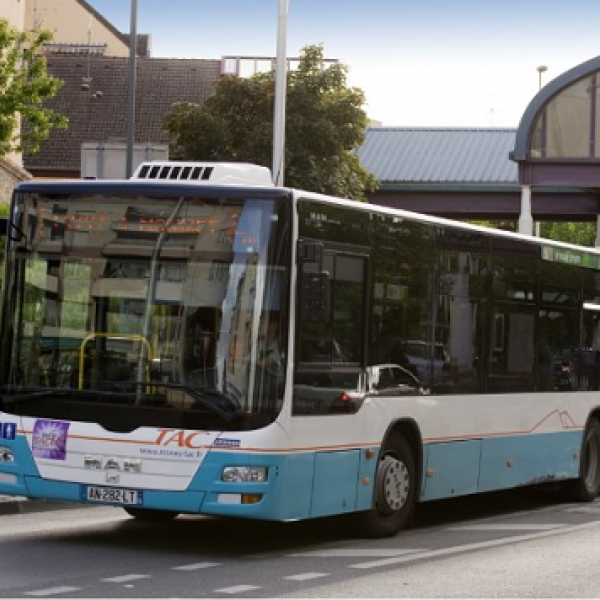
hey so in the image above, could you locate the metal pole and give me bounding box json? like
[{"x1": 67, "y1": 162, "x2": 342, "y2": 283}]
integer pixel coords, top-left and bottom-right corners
[
  {"x1": 272, "y1": 0, "x2": 288, "y2": 186},
  {"x1": 518, "y1": 185, "x2": 533, "y2": 236},
  {"x1": 537, "y1": 65, "x2": 547, "y2": 91},
  {"x1": 125, "y1": 0, "x2": 138, "y2": 179},
  {"x1": 533, "y1": 65, "x2": 547, "y2": 236}
]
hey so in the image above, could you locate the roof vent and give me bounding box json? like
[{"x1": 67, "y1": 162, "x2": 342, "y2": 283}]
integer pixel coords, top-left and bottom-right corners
[{"x1": 132, "y1": 161, "x2": 274, "y2": 186}]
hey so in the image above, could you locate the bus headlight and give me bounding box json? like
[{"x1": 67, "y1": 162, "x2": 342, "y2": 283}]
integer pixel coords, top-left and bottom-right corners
[
  {"x1": 221, "y1": 466, "x2": 268, "y2": 483},
  {"x1": 0, "y1": 446, "x2": 15, "y2": 463}
]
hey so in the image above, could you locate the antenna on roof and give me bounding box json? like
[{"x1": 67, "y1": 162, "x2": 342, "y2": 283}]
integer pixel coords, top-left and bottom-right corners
[
  {"x1": 81, "y1": 15, "x2": 92, "y2": 91},
  {"x1": 81, "y1": 15, "x2": 103, "y2": 99}
]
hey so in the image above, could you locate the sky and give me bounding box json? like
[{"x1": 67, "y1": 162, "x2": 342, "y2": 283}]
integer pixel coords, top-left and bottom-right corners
[{"x1": 85, "y1": 0, "x2": 600, "y2": 128}]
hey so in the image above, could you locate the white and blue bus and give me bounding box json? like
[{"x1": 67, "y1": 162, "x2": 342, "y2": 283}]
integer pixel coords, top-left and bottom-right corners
[{"x1": 1, "y1": 161, "x2": 600, "y2": 537}]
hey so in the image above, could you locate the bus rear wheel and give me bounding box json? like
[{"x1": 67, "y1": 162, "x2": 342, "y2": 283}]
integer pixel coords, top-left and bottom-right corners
[
  {"x1": 123, "y1": 507, "x2": 179, "y2": 521},
  {"x1": 563, "y1": 417, "x2": 600, "y2": 502},
  {"x1": 357, "y1": 433, "x2": 416, "y2": 538}
]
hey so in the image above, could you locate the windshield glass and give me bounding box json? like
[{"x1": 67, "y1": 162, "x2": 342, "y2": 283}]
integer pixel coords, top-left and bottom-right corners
[{"x1": 1, "y1": 188, "x2": 291, "y2": 432}]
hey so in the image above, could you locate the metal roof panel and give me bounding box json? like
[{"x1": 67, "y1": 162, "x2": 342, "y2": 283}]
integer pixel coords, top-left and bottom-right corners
[{"x1": 358, "y1": 127, "x2": 518, "y2": 184}]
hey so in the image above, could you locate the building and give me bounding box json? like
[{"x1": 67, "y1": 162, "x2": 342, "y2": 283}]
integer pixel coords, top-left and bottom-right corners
[
  {"x1": 358, "y1": 127, "x2": 598, "y2": 223},
  {"x1": 25, "y1": 0, "x2": 134, "y2": 57},
  {"x1": 6, "y1": 1, "x2": 600, "y2": 233},
  {"x1": 0, "y1": 0, "x2": 142, "y2": 198},
  {"x1": 24, "y1": 54, "x2": 221, "y2": 179},
  {"x1": 358, "y1": 56, "x2": 600, "y2": 237}
]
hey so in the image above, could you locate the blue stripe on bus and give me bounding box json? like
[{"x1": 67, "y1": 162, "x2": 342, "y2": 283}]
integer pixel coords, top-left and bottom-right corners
[
  {"x1": 421, "y1": 430, "x2": 582, "y2": 501},
  {"x1": 0, "y1": 442, "x2": 379, "y2": 520},
  {"x1": 23, "y1": 477, "x2": 206, "y2": 513},
  {"x1": 192, "y1": 448, "x2": 378, "y2": 520},
  {"x1": 0, "y1": 435, "x2": 40, "y2": 497},
  {"x1": 0, "y1": 432, "x2": 584, "y2": 518},
  {"x1": 477, "y1": 430, "x2": 581, "y2": 492}
]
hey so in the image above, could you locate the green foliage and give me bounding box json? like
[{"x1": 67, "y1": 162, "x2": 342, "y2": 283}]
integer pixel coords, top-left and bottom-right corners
[
  {"x1": 164, "y1": 44, "x2": 377, "y2": 200},
  {"x1": 469, "y1": 220, "x2": 598, "y2": 247},
  {"x1": 0, "y1": 19, "x2": 68, "y2": 155},
  {"x1": 538, "y1": 222, "x2": 597, "y2": 247}
]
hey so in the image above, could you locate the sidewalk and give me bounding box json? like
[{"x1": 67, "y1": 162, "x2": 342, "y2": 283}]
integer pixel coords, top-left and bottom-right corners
[{"x1": 0, "y1": 494, "x2": 73, "y2": 515}]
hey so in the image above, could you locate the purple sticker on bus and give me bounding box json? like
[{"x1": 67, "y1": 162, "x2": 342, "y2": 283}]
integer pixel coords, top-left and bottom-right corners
[{"x1": 32, "y1": 420, "x2": 70, "y2": 460}]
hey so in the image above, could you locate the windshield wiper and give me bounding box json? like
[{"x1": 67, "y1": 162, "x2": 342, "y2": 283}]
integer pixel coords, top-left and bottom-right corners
[
  {"x1": 2, "y1": 388, "x2": 121, "y2": 406},
  {"x1": 134, "y1": 381, "x2": 236, "y2": 423},
  {"x1": 2, "y1": 384, "x2": 237, "y2": 424}
]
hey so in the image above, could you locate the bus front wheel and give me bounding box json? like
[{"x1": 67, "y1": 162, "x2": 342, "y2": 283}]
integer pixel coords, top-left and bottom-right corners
[
  {"x1": 358, "y1": 433, "x2": 416, "y2": 538},
  {"x1": 563, "y1": 417, "x2": 600, "y2": 502},
  {"x1": 123, "y1": 507, "x2": 179, "y2": 521}
]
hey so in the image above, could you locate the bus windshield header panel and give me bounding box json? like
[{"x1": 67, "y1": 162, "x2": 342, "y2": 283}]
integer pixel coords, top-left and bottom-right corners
[{"x1": 1, "y1": 188, "x2": 292, "y2": 432}]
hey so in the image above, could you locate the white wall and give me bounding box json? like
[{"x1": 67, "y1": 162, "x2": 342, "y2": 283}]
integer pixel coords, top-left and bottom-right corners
[
  {"x1": 25, "y1": 0, "x2": 130, "y2": 57},
  {"x1": 0, "y1": 0, "x2": 26, "y2": 28}
]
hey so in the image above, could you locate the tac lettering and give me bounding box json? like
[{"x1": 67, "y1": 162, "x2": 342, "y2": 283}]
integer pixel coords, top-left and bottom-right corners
[{"x1": 154, "y1": 429, "x2": 208, "y2": 449}]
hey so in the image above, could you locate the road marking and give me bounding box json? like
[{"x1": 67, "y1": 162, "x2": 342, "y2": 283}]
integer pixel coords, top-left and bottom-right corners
[
  {"x1": 350, "y1": 520, "x2": 600, "y2": 569},
  {"x1": 25, "y1": 587, "x2": 81, "y2": 597},
  {"x1": 285, "y1": 572, "x2": 329, "y2": 581},
  {"x1": 288, "y1": 548, "x2": 424, "y2": 557},
  {"x1": 214, "y1": 585, "x2": 261, "y2": 594},
  {"x1": 565, "y1": 505, "x2": 600, "y2": 514},
  {"x1": 101, "y1": 574, "x2": 150, "y2": 583},
  {"x1": 445, "y1": 523, "x2": 565, "y2": 531},
  {"x1": 172, "y1": 562, "x2": 222, "y2": 571}
]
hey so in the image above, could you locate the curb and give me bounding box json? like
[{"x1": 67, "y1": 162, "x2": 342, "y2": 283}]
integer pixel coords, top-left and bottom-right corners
[{"x1": 0, "y1": 496, "x2": 75, "y2": 515}]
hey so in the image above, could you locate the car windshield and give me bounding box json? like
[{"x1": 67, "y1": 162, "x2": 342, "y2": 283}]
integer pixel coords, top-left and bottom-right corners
[{"x1": 0, "y1": 186, "x2": 291, "y2": 432}]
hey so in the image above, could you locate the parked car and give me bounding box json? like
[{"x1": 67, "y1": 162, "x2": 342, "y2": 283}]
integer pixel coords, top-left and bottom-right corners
[
  {"x1": 366, "y1": 363, "x2": 429, "y2": 396},
  {"x1": 402, "y1": 340, "x2": 450, "y2": 386},
  {"x1": 293, "y1": 363, "x2": 428, "y2": 415}
]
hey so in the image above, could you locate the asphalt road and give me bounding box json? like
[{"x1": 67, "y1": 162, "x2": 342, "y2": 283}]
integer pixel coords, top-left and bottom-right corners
[{"x1": 2, "y1": 488, "x2": 600, "y2": 598}]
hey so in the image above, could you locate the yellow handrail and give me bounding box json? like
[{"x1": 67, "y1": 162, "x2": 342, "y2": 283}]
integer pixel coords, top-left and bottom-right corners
[{"x1": 78, "y1": 333, "x2": 153, "y2": 391}]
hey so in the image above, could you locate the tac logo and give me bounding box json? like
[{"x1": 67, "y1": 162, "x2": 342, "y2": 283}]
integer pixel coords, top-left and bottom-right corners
[
  {"x1": 0, "y1": 422, "x2": 16, "y2": 441},
  {"x1": 154, "y1": 429, "x2": 211, "y2": 449}
]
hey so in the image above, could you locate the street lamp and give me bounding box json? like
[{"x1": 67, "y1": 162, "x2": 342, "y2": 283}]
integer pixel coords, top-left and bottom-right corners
[
  {"x1": 272, "y1": 0, "x2": 288, "y2": 186},
  {"x1": 534, "y1": 65, "x2": 548, "y2": 238},
  {"x1": 537, "y1": 65, "x2": 548, "y2": 91},
  {"x1": 125, "y1": 0, "x2": 138, "y2": 179}
]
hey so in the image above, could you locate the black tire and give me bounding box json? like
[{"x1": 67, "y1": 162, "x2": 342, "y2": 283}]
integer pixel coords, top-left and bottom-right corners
[
  {"x1": 356, "y1": 432, "x2": 416, "y2": 538},
  {"x1": 123, "y1": 507, "x2": 179, "y2": 521},
  {"x1": 563, "y1": 417, "x2": 600, "y2": 502}
]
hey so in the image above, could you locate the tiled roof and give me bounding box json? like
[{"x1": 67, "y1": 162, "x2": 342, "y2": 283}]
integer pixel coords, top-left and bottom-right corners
[
  {"x1": 358, "y1": 127, "x2": 518, "y2": 184},
  {"x1": 24, "y1": 55, "x2": 222, "y2": 174}
]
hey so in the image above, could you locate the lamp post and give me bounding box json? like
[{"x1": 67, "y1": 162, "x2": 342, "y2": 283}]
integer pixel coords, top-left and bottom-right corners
[
  {"x1": 534, "y1": 65, "x2": 547, "y2": 238},
  {"x1": 125, "y1": 0, "x2": 138, "y2": 179},
  {"x1": 537, "y1": 65, "x2": 548, "y2": 91},
  {"x1": 272, "y1": 0, "x2": 288, "y2": 186}
]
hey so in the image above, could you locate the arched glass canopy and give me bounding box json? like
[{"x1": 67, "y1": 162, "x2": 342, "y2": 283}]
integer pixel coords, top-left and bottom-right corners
[{"x1": 512, "y1": 56, "x2": 600, "y2": 187}]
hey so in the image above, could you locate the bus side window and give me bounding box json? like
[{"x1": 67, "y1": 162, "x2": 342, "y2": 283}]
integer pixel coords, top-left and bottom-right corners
[{"x1": 296, "y1": 250, "x2": 366, "y2": 365}]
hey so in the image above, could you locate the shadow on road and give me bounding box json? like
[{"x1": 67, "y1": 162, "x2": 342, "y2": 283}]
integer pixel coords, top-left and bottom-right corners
[{"x1": 47, "y1": 484, "x2": 567, "y2": 559}]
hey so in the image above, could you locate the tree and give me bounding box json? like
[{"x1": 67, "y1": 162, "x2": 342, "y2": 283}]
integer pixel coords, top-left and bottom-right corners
[
  {"x1": 164, "y1": 44, "x2": 377, "y2": 200},
  {"x1": 470, "y1": 219, "x2": 598, "y2": 247},
  {"x1": 0, "y1": 19, "x2": 68, "y2": 156},
  {"x1": 539, "y1": 222, "x2": 596, "y2": 247}
]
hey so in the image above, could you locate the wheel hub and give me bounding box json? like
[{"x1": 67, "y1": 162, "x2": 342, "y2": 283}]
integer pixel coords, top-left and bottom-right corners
[{"x1": 377, "y1": 455, "x2": 409, "y2": 513}]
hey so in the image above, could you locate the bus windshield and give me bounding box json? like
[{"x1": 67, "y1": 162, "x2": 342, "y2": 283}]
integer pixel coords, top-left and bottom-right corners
[{"x1": 1, "y1": 188, "x2": 291, "y2": 432}]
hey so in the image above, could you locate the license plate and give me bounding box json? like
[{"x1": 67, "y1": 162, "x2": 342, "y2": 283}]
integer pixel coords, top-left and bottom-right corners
[{"x1": 83, "y1": 485, "x2": 143, "y2": 506}]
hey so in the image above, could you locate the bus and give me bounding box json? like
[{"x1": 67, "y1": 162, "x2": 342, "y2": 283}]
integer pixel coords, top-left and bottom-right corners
[{"x1": 1, "y1": 160, "x2": 600, "y2": 538}]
